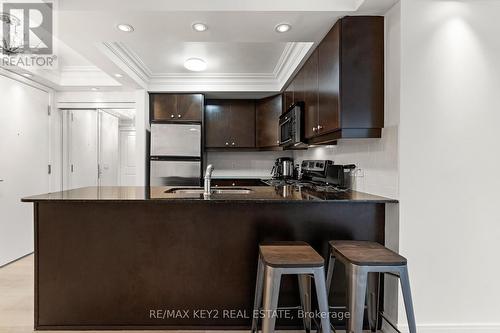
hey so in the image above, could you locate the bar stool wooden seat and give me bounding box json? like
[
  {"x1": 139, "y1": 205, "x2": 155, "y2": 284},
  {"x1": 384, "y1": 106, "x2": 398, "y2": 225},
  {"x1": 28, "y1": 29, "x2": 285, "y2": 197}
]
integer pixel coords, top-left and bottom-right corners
[
  {"x1": 326, "y1": 240, "x2": 416, "y2": 333},
  {"x1": 252, "y1": 242, "x2": 331, "y2": 333}
]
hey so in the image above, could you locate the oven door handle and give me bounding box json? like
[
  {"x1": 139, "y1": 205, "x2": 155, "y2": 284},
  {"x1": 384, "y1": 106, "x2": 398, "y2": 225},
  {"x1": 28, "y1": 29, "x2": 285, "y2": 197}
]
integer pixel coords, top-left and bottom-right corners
[{"x1": 279, "y1": 116, "x2": 292, "y2": 127}]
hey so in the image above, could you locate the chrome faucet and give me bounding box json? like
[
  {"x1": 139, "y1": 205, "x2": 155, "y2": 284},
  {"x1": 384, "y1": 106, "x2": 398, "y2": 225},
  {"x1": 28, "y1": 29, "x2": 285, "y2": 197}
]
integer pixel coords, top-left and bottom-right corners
[{"x1": 204, "y1": 164, "x2": 214, "y2": 196}]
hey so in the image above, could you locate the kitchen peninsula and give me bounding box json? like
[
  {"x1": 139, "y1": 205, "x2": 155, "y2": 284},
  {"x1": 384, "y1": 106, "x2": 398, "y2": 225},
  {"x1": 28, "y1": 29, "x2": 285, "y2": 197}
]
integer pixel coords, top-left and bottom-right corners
[{"x1": 23, "y1": 186, "x2": 396, "y2": 330}]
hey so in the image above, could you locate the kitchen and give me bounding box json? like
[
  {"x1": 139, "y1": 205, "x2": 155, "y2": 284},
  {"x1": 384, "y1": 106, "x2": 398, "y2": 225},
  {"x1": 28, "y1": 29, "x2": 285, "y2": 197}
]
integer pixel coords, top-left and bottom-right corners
[{"x1": 1, "y1": 1, "x2": 500, "y2": 333}]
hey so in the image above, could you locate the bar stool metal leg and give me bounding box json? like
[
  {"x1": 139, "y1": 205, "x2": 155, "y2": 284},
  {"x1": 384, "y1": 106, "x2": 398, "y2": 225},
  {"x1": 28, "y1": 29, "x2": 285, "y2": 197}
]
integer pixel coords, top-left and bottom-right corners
[
  {"x1": 298, "y1": 274, "x2": 312, "y2": 333},
  {"x1": 313, "y1": 267, "x2": 331, "y2": 333},
  {"x1": 346, "y1": 264, "x2": 367, "y2": 333},
  {"x1": 252, "y1": 255, "x2": 265, "y2": 333},
  {"x1": 366, "y1": 272, "x2": 380, "y2": 332},
  {"x1": 398, "y1": 266, "x2": 417, "y2": 333},
  {"x1": 261, "y1": 265, "x2": 282, "y2": 333},
  {"x1": 325, "y1": 254, "x2": 335, "y2": 294}
]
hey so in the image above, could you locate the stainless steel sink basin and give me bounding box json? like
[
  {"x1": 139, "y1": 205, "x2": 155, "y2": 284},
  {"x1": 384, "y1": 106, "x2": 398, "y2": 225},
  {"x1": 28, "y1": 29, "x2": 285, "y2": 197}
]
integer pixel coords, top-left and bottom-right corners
[{"x1": 165, "y1": 187, "x2": 253, "y2": 195}]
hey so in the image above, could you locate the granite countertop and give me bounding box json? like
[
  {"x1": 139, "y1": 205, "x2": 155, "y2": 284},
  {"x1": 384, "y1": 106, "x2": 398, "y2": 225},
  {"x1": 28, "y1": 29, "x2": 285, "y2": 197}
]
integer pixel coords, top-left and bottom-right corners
[{"x1": 22, "y1": 186, "x2": 398, "y2": 203}]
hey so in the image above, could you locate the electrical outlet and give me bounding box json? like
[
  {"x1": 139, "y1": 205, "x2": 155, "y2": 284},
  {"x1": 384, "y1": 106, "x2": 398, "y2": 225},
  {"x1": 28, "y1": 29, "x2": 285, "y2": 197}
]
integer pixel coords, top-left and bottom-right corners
[{"x1": 354, "y1": 168, "x2": 365, "y2": 177}]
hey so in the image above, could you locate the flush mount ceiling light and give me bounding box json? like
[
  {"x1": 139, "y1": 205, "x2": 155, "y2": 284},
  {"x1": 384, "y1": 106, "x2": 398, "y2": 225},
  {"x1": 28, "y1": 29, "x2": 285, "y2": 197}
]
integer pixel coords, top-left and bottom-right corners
[
  {"x1": 117, "y1": 23, "x2": 134, "y2": 32},
  {"x1": 275, "y1": 23, "x2": 291, "y2": 33},
  {"x1": 184, "y1": 58, "x2": 207, "y2": 72},
  {"x1": 114, "y1": 73, "x2": 123, "y2": 78},
  {"x1": 192, "y1": 23, "x2": 208, "y2": 32}
]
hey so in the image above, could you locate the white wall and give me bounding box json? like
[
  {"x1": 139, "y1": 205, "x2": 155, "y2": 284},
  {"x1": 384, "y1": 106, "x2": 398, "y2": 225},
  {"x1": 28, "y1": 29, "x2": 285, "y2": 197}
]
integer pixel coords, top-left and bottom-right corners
[
  {"x1": 398, "y1": 1, "x2": 500, "y2": 331},
  {"x1": 0, "y1": 74, "x2": 51, "y2": 266},
  {"x1": 207, "y1": 151, "x2": 292, "y2": 178}
]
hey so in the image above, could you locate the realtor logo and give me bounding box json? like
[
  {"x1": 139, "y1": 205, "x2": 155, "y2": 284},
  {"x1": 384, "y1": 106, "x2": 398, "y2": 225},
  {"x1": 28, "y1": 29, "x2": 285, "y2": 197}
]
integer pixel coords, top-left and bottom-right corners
[{"x1": 0, "y1": 1, "x2": 56, "y2": 68}]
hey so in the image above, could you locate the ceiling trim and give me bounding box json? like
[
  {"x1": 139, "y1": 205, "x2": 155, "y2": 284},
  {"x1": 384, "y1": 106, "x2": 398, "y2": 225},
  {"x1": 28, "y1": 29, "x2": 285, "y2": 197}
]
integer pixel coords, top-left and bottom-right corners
[
  {"x1": 101, "y1": 41, "x2": 313, "y2": 92},
  {"x1": 100, "y1": 42, "x2": 149, "y2": 88}
]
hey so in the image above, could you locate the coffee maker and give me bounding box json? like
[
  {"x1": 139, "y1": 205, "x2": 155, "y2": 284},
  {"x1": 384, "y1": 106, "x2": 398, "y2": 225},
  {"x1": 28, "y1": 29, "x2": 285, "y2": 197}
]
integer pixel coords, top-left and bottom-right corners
[{"x1": 271, "y1": 157, "x2": 294, "y2": 179}]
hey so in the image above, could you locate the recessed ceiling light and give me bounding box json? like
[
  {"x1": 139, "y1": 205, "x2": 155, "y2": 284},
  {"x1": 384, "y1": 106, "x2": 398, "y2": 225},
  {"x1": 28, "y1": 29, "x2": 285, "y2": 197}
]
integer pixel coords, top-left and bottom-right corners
[
  {"x1": 91, "y1": 87, "x2": 99, "y2": 91},
  {"x1": 114, "y1": 73, "x2": 123, "y2": 78},
  {"x1": 275, "y1": 23, "x2": 291, "y2": 33},
  {"x1": 184, "y1": 58, "x2": 207, "y2": 72},
  {"x1": 117, "y1": 24, "x2": 134, "y2": 32},
  {"x1": 192, "y1": 23, "x2": 208, "y2": 32},
  {"x1": 22, "y1": 73, "x2": 33, "y2": 78}
]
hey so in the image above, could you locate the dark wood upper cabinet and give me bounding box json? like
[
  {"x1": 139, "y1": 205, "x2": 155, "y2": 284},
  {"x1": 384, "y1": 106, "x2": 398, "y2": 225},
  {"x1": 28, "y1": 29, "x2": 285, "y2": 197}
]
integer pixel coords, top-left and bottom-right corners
[
  {"x1": 205, "y1": 100, "x2": 230, "y2": 148},
  {"x1": 205, "y1": 99, "x2": 255, "y2": 148},
  {"x1": 303, "y1": 49, "x2": 319, "y2": 139},
  {"x1": 177, "y1": 94, "x2": 203, "y2": 121},
  {"x1": 151, "y1": 93, "x2": 203, "y2": 122},
  {"x1": 283, "y1": 16, "x2": 384, "y2": 143},
  {"x1": 229, "y1": 100, "x2": 256, "y2": 148},
  {"x1": 317, "y1": 22, "x2": 341, "y2": 135},
  {"x1": 283, "y1": 81, "x2": 294, "y2": 113},
  {"x1": 150, "y1": 94, "x2": 177, "y2": 120},
  {"x1": 256, "y1": 95, "x2": 282, "y2": 148}
]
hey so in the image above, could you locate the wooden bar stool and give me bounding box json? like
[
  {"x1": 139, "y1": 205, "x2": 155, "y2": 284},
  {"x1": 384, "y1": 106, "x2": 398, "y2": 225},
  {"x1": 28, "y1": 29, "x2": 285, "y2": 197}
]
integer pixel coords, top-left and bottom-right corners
[
  {"x1": 251, "y1": 242, "x2": 331, "y2": 333},
  {"x1": 325, "y1": 241, "x2": 417, "y2": 333}
]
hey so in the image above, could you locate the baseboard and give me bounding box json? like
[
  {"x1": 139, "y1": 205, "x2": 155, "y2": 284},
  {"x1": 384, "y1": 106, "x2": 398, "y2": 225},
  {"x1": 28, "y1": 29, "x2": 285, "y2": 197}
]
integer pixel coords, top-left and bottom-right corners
[
  {"x1": 393, "y1": 323, "x2": 500, "y2": 333},
  {"x1": 0, "y1": 251, "x2": 34, "y2": 268}
]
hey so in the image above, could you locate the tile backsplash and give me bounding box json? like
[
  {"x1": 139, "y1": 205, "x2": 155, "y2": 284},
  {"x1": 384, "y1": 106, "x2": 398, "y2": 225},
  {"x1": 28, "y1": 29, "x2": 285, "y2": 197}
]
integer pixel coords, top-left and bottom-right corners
[
  {"x1": 293, "y1": 125, "x2": 399, "y2": 198},
  {"x1": 206, "y1": 151, "x2": 293, "y2": 178}
]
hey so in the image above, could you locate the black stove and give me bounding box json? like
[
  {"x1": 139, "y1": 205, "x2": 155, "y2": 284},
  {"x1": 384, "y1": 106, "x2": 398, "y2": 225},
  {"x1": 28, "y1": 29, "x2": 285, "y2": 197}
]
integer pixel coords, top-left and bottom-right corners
[{"x1": 263, "y1": 159, "x2": 355, "y2": 193}]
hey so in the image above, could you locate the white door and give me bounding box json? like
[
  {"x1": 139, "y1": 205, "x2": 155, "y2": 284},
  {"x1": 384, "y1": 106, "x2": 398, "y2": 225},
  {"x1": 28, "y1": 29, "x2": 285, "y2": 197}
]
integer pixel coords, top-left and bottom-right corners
[
  {"x1": 0, "y1": 75, "x2": 49, "y2": 266},
  {"x1": 119, "y1": 130, "x2": 137, "y2": 186},
  {"x1": 64, "y1": 110, "x2": 98, "y2": 189},
  {"x1": 98, "y1": 111, "x2": 119, "y2": 186}
]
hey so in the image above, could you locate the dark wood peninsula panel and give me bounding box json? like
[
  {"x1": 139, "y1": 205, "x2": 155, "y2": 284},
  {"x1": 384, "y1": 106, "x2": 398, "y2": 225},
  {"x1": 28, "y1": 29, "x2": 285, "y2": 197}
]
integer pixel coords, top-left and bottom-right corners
[
  {"x1": 282, "y1": 16, "x2": 384, "y2": 144},
  {"x1": 205, "y1": 99, "x2": 256, "y2": 149},
  {"x1": 23, "y1": 186, "x2": 396, "y2": 330}
]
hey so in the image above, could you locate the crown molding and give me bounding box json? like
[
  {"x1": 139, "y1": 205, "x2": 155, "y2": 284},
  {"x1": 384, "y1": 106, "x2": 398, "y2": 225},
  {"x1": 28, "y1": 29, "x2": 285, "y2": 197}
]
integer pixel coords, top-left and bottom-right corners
[
  {"x1": 101, "y1": 41, "x2": 313, "y2": 92},
  {"x1": 275, "y1": 42, "x2": 314, "y2": 88},
  {"x1": 60, "y1": 65, "x2": 102, "y2": 73},
  {"x1": 100, "y1": 42, "x2": 149, "y2": 88}
]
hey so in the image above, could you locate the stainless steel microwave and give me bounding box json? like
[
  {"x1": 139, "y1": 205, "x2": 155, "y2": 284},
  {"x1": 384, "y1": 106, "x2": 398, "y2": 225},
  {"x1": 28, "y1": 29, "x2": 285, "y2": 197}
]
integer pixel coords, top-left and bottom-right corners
[{"x1": 279, "y1": 102, "x2": 307, "y2": 149}]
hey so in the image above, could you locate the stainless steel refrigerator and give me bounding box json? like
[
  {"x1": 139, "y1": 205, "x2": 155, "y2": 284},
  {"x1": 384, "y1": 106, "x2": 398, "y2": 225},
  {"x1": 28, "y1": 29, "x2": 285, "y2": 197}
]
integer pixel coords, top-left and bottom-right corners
[{"x1": 149, "y1": 123, "x2": 202, "y2": 186}]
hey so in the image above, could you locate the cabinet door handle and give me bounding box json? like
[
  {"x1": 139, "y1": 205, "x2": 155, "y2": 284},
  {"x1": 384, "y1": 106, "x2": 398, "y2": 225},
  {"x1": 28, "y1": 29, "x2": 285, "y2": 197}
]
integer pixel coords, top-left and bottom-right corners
[
  {"x1": 170, "y1": 114, "x2": 175, "y2": 118},
  {"x1": 177, "y1": 114, "x2": 182, "y2": 118}
]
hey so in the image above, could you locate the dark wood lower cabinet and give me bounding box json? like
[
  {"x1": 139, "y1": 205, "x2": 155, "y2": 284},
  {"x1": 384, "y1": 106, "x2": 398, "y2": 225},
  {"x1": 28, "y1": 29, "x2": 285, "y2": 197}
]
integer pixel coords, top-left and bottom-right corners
[
  {"x1": 33, "y1": 200, "x2": 385, "y2": 330},
  {"x1": 212, "y1": 178, "x2": 267, "y2": 187}
]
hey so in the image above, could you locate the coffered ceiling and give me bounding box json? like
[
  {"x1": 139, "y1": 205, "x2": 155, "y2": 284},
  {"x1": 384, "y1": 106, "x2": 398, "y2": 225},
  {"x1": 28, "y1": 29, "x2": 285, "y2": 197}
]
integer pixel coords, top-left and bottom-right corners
[{"x1": 2, "y1": 0, "x2": 399, "y2": 92}]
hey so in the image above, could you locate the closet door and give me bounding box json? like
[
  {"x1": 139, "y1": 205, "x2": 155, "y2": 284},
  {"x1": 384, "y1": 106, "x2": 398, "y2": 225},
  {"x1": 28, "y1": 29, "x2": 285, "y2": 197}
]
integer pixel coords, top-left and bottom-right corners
[
  {"x1": 65, "y1": 110, "x2": 98, "y2": 189},
  {"x1": 0, "y1": 75, "x2": 49, "y2": 265},
  {"x1": 98, "y1": 111, "x2": 119, "y2": 186}
]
